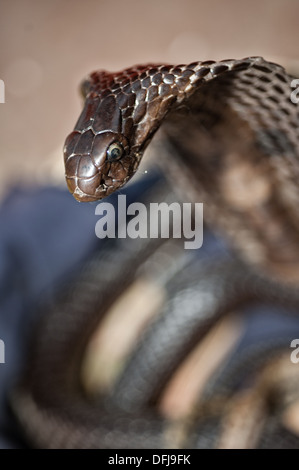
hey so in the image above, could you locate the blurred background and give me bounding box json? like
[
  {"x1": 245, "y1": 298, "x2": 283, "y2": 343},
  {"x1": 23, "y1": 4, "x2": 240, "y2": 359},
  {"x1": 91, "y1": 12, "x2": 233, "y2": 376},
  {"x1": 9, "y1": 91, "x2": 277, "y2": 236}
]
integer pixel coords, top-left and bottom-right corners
[
  {"x1": 0, "y1": 0, "x2": 299, "y2": 197},
  {"x1": 1, "y1": 0, "x2": 299, "y2": 449}
]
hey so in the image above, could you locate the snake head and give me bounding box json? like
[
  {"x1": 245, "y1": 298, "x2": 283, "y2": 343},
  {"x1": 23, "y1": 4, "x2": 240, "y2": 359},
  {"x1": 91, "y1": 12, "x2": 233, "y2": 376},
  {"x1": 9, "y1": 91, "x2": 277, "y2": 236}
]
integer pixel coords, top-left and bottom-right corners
[
  {"x1": 63, "y1": 78, "x2": 142, "y2": 202},
  {"x1": 64, "y1": 125, "x2": 138, "y2": 202},
  {"x1": 63, "y1": 64, "x2": 198, "y2": 202}
]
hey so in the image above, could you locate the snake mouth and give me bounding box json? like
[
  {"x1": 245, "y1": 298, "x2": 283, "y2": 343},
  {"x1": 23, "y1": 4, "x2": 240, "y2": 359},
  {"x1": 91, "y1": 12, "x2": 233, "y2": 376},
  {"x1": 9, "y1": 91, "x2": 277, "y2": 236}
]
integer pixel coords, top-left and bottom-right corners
[{"x1": 65, "y1": 166, "x2": 129, "y2": 202}]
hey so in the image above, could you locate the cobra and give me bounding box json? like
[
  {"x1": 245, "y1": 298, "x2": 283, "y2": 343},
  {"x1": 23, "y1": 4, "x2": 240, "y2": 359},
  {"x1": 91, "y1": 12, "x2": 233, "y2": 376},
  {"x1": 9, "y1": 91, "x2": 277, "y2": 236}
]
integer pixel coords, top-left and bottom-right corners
[{"x1": 10, "y1": 58, "x2": 299, "y2": 449}]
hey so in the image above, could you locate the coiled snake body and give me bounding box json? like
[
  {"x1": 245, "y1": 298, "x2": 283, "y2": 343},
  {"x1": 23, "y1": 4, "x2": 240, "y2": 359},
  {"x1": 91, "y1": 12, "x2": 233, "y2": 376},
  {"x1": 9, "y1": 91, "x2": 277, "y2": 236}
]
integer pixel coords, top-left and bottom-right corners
[{"x1": 11, "y1": 57, "x2": 299, "y2": 448}]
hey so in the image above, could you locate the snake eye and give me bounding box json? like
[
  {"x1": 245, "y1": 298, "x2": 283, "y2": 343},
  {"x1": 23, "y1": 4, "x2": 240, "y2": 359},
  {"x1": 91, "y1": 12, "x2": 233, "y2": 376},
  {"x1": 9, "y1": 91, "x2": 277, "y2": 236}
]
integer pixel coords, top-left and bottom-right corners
[{"x1": 106, "y1": 142, "x2": 124, "y2": 162}]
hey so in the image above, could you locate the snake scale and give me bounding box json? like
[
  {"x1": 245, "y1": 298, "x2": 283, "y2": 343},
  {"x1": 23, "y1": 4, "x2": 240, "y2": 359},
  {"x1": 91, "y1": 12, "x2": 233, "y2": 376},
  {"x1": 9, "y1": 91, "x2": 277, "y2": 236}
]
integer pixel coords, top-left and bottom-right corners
[{"x1": 11, "y1": 57, "x2": 299, "y2": 448}]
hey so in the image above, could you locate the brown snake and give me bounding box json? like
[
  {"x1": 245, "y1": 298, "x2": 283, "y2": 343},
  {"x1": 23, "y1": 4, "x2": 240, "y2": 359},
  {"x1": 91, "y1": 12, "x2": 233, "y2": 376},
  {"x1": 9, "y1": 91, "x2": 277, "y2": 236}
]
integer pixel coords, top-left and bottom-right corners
[{"x1": 10, "y1": 57, "x2": 299, "y2": 448}]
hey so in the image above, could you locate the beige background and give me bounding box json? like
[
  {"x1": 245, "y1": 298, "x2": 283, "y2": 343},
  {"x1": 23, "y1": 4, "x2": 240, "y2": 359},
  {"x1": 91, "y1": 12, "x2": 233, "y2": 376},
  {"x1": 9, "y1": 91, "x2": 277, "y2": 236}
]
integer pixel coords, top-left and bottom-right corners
[{"x1": 0, "y1": 0, "x2": 299, "y2": 198}]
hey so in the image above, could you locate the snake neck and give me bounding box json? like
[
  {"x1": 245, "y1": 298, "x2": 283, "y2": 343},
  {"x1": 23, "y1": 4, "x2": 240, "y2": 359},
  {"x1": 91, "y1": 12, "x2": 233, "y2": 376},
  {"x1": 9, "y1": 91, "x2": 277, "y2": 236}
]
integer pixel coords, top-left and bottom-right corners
[{"x1": 161, "y1": 67, "x2": 299, "y2": 284}]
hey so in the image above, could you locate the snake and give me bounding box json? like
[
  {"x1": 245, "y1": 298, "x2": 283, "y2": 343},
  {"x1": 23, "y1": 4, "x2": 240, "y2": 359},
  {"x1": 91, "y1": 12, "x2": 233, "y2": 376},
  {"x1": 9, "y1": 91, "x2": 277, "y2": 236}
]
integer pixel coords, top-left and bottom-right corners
[{"x1": 10, "y1": 57, "x2": 299, "y2": 448}]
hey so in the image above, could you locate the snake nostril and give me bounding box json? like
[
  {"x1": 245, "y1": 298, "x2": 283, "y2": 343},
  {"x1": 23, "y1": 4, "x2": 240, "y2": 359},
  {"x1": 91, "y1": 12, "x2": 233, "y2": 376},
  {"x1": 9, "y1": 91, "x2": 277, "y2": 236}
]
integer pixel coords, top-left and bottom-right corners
[{"x1": 77, "y1": 155, "x2": 98, "y2": 178}]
